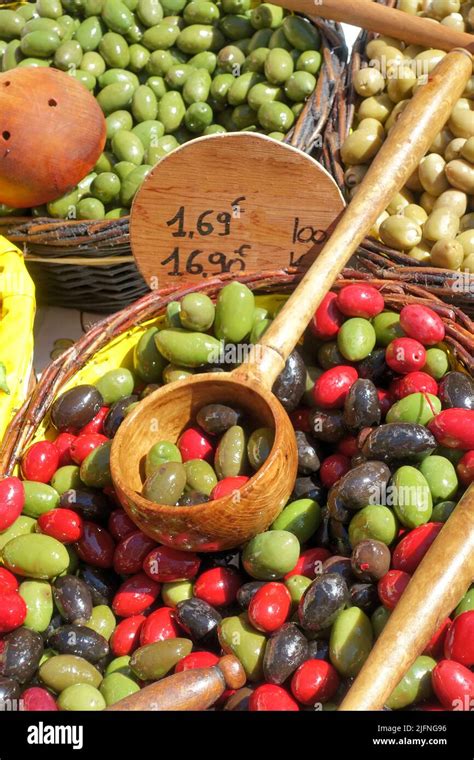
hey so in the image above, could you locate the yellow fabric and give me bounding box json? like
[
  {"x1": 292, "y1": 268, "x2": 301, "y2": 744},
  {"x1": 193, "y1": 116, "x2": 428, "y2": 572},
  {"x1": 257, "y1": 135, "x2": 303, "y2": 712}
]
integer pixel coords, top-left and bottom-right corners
[{"x1": 0, "y1": 235, "x2": 35, "y2": 439}]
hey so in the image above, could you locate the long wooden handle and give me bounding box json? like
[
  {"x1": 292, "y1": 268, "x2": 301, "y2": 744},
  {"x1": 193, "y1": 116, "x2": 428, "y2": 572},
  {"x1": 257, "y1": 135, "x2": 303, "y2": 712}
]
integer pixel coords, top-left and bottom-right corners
[
  {"x1": 340, "y1": 484, "x2": 474, "y2": 710},
  {"x1": 276, "y1": 0, "x2": 474, "y2": 52},
  {"x1": 235, "y1": 49, "x2": 473, "y2": 389}
]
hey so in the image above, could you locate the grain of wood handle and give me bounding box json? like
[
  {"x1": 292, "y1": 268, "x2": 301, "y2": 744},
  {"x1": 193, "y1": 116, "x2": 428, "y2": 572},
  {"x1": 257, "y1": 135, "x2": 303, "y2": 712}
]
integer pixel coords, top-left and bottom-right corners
[
  {"x1": 275, "y1": 0, "x2": 474, "y2": 52},
  {"x1": 340, "y1": 483, "x2": 474, "y2": 710},
  {"x1": 238, "y1": 49, "x2": 473, "y2": 388},
  {"x1": 106, "y1": 655, "x2": 246, "y2": 711}
]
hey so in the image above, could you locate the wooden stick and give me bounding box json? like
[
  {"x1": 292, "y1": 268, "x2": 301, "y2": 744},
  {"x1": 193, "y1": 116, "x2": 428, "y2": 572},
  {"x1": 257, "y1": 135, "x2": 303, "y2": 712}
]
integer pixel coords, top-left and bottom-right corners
[
  {"x1": 274, "y1": 0, "x2": 474, "y2": 53},
  {"x1": 106, "y1": 655, "x2": 246, "y2": 711},
  {"x1": 340, "y1": 484, "x2": 474, "y2": 710},
  {"x1": 246, "y1": 49, "x2": 473, "y2": 387}
]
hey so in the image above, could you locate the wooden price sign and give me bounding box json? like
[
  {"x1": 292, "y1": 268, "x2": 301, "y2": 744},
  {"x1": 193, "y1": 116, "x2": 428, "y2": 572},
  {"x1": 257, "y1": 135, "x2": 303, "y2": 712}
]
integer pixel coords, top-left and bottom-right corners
[{"x1": 130, "y1": 133, "x2": 345, "y2": 290}]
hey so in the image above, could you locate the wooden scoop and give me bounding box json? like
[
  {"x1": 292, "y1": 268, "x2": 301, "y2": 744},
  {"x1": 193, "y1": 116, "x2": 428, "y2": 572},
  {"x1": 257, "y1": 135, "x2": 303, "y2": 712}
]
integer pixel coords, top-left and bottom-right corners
[
  {"x1": 0, "y1": 67, "x2": 106, "y2": 208},
  {"x1": 111, "y1": 48, "x2": 471, "y2": 553},
  {"x1": 275, "y1": 0, "x2": 474, "y2": 53},
  {"x1": 107, "y1": 49, "x2": 474, "y2": 712}
]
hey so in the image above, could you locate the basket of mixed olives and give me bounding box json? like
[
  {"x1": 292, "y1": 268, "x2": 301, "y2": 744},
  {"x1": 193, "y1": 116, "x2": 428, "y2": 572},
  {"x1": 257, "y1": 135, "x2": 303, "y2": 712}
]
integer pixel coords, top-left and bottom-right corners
[
  {"x1": 0, "y1": 268, "x2": 473, "y2": 711},
  {"x1": 326, "y1": 0, "x2": 474, "y2": 315},
  {"x1": 0, "y1": 0, "x2": 347, "y2": 312}
]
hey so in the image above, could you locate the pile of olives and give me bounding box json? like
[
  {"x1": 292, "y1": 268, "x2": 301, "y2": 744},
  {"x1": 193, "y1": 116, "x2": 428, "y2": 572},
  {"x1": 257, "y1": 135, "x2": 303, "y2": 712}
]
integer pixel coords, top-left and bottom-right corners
[
  {"x1": 141, "y1": 404, "x2": 274, "y2": 506},
  {"x1": 341, "y1": 0, "x2": 474, "y2": 271},
  {"x1": 0, "y1": 0, "x2": 322, "y2": 220},
  {"x1": 1, "y1": 281, "x2": 474, "y2": 710}
]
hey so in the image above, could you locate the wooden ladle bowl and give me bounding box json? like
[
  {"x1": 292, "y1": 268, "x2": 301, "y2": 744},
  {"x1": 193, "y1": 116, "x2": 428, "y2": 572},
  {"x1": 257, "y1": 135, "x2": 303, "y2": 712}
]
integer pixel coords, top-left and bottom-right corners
[
  {"x1": 111, "y1": 49, "x2": 472, "y2": 557},
  {"x1": 110, "y1": 371, "x2": 297, "y2": 552}
]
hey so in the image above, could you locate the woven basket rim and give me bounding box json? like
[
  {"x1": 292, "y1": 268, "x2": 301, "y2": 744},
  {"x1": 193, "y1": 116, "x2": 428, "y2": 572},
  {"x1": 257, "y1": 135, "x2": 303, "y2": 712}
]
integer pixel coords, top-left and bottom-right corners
[
  {"x1": 1, "y1": 266, "x2": 473, "y2": 475},
  {"x1": 0, "y1": 14, "x2": 348, "y2": 254}
]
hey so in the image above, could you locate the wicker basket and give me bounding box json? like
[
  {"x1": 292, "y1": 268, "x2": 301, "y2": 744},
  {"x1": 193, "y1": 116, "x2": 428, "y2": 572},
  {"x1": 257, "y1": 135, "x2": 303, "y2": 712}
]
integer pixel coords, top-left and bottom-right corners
[
  {"x1": 1, "y1": 267, "x2": 473, "y2": 475},
  {"x1": 1, "y1": 12, "x2": 348, "y2": 313},
  {"x1": 321, "y1": 0, "x2": 474, "y2": 316}
]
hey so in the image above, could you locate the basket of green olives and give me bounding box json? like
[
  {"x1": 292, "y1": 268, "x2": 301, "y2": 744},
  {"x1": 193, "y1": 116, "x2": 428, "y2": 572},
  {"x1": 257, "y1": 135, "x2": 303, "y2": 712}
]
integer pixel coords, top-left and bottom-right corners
[
  {"x1": 326, "y1": 0, "x2": 474, "y2": 316},
  {"x1": 0, "y1": 0, "x2": 347, "y2": 312}
]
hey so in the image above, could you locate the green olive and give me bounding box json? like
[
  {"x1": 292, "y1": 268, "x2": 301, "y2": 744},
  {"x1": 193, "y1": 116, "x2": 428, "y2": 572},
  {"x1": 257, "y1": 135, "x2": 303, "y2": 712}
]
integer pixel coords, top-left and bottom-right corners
[
  {"x1": 418, "y1": 153, "x2": 449, "y2": 196},
  {"x1": 340, "y1": 130, "x2": 383, "y2": 166},
  {"x1": 423, "y1": 207, "x2": 460, "y2": 242},
  {"x1": 445, "y1": 159, "x2": 474, "y2": 194},
  {"x1": 352, "y1": 67, "x2": 385, "y2": 98},
  {"x1": 445, "y1": 137, "x2": 467, "y2": 162},
  {"x1": 432, "y1": 189, "x2": 468, "y2": 217},
  {"x1": 430, "y1": 238, "x2": 464, "y2": 269},
  {"x1": 379, "y1": 215, "x2": 423, "y2": 251}
]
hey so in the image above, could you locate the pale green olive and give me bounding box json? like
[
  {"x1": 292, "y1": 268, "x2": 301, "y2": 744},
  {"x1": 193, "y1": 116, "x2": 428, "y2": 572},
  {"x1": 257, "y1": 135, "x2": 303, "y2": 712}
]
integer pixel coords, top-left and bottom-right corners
[
  {"x1": 429, "y1": 128, "x2": 453, "y2": 155},
  {"x1": 433, "y1": 189, "x2": 468, "y2": 217},
  {"x1": 357, "y1": 93, "x2": 393, "y2": 124},
  {"x1": 461, "y1": 137, "x2": 474, "y2": 164},
  {"x1": 430, "y1": 238, "x2": 464, "y2": 269},
  {"x1": 340, "y1": 130, "x2": 383, "y2": 166},
  {"x1": 440, "y1": 12, "x2": 465, "y2": 31},
  {"x1": 403, "y1": 204, "x2": 428, "y2": 226},
  {"x1": 444, "y1": 137, "x2": 467, "y2": 162},
  {"x1": 344, "y1": 165, "x2": 369, "y2": 188},
  {"x1": 384, "y1": 99, "x2": 409, "y2": 131},
  {"x1": 379, "y1": 214, "x2": 423, "y2": 251},
  {"x1": 357, "y1": 117, "x2": 385, "y2": 139},
  {"x1": 418, "y1": 153, "x2": 449, "y2": 196},
  {"x1": 460, "y1": 213, "x2": 474, "y2": 231},
  {"x1": 423, "y1": 207, "x2": 460, "y2": 242},
  {"x1": 446, "y1": 159, "x2": 474, "y2": 194},
  {"x1": 457, "y1": 229, "x2": 474, "y2": 257},
  {"x1": 386, "y1": 188, "x2": 414, "y2": 215},
  {"x1": 448, "y1": 98, "x2": 474, "y2": 139},
  {"x1": 387, "y1": 66, "x2": 417, "y2": 103},
  {"x1": 420, "y1": 191, "x2": 437, "y2": 214},
  {"x1": 352, "y1": 66, "x2": 385, "y2": 97},
  {"x1": 408, "y1": 241, "x2": 432, "y2": 262},
  {"x1": 414, "y1": 49, "x2": 446, "y2": 73}
]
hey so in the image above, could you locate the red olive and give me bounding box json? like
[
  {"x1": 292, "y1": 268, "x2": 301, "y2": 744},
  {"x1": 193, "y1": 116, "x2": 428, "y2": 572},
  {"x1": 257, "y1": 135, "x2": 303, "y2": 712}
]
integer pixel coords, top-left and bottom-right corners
[
  {"x1": 110, "y1": 614, "x2": 146, "y2": 656},
  {"x1": 392, "y1": 522, "x2": 443, "y2": 575},
  {"x1": 248, "y1": 582, "x2": 292, "y2": 633},
  {"x1": 313, "y1": 366, "x2": 358, "y2": 409},
  {"x1": 178, "y1": 427, "x2": 214, "y2": 462},
  {"x1": 377, "y1": 570, "x2": 411, "y2": 609},
  {"x1": 21, "y1": 441, "x2": 59, "y2": 484},
  {"x1": 249, "y1": 684, "x2": 299, "y2": 711},
  {"x1": 113, "y1": 531, "x2": 157, "y2": 575},
  {"x1": 399, "y1": 304, "x2": 445, "y2": 346},
  {"x1": 112, "y1": 572, "x2": 160, "y2": 618},
  {"x1": 37, "y1": 508, "x2": 84, "y2": 543},
  {"x1": 194, "y1": 567, "x2": 242, "y2": 607},
  {"x1": 0, "y1": 477, "x2": 24, "y2": 532},
  {"x1": 432, "y1": 660, "x2": 474, "y2": 710},
  {"x1": 291, "y1": 659, "x2": 340, "y2": 705},
  {"x1": 139, "y1": 607, "x2": 181, "y2": 645},
  {"x1": 444, "y1": 612, "x2": 474, "y2": 667},
  {"x1": 310, "y1": 292, "x2": 344, "y2": 340},
  {"x1": 75, "y1": 522, "x2": 115, "y2": 568},
  {"x1": 385, "y1": 338, "x2": 426, "y2": 374},
  {"x1": 337, "y1": 284, "x2": 384, "y2": 319},
  {"x1": 143, "y1": 546, "x2": 201, "y2": 583},
  {"x1": 428, "y1": 409, "x2": 474, "y2": 449}
]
